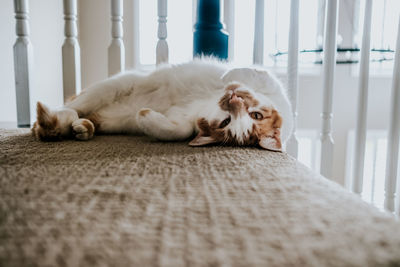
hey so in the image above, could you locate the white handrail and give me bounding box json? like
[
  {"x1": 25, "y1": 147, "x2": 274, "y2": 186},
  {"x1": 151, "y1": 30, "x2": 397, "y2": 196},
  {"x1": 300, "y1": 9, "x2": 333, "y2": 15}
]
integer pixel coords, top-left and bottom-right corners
[
  {"x1": 13, "y1": 0, "x2": 32, "y2": 127},
  {"x1": 108, "y1": 0, "x2": 125, "y2": 76},
  {"x1": 384, "y1": 15, "x2": 400, "y2": 214},
  {"x1": 320, "y1": 0, "x2": 338, "y2": 179},
  {"x1": 352, "y1": 0, "x2": 373, "y2": 195},
  {"x1": 286, "y1": 0, "x2": 300, "y2": 158},
  {"x1": 62, "y1": 0, "x2": 81, "y2": 101}
]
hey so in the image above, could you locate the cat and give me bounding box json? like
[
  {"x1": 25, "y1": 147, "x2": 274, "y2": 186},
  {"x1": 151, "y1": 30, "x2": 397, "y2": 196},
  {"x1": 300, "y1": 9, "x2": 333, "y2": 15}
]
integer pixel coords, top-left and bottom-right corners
[{"x1": 32, "y1": 59, "x2": 293, "y2": 151}]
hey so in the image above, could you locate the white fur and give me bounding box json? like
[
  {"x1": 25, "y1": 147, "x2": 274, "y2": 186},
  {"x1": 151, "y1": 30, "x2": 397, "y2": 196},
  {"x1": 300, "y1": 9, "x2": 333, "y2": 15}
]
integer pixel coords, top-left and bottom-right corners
[{"x1": 44, "y1": 59, "x2": 293, "y2": 146}]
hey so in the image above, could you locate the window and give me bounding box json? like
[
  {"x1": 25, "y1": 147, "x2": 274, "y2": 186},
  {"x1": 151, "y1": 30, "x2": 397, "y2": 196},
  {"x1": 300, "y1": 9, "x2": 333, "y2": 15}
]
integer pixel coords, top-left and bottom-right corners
[
  {"x1": 255, "y1": 0, "x2": 321, "y2": 67},
  {"x1": 354, "y1": 0, "x2": 400, "y2": 72}
]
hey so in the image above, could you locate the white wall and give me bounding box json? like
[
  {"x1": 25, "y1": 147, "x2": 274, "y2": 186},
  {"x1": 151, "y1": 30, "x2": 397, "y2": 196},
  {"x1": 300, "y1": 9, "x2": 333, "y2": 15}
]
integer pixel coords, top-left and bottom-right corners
[
  {"x1": 0, "y1": 0, "x2": 394, "y2": 186},
  {"x1": 79, "y1": 0, "x2": 135, "y2": 88}
]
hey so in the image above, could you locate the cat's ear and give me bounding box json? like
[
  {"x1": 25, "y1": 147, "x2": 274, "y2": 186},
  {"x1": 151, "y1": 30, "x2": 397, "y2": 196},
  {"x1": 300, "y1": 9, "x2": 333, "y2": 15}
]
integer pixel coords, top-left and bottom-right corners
[
  {"x1": 258, "y1": 129, "x2": 282, "y2": 152},
  {"x1": 189, "y1": 133, "x2": 217, "y2": 146},
  {"x1": 189, "y1": 118, "x2": 218, "y2": 146}
]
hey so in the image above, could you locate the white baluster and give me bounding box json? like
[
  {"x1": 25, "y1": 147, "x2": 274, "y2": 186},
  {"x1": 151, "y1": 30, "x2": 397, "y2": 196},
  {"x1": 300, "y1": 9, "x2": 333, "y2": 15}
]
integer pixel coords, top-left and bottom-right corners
[
  {"x1": 132, "y1": 0, "x2": 140, "y2": 68},
  {"x1": 108, "y1": 0, "x2": 125, "y2": 76},
  {"x1": 62, "y1": 0, "x2": 81, "y2": 101},
  {"x1": 13, "y1": 0, "x2": 32, "y2": 127},
  {"x1": 192, "y1": 0, "x2": 197, "y2": 27},
  {"x1": 253, "y1": 0, "x2": 264, "y2": 65},
  {"x1": 156, "y1": 0, "x2": 168, "y2": 65},
  {"x1": 224, "y1": 0, "x2": 235, "y2": 61},
  {"x1": 320, "y1": 0, "x2": 338, "y2": 179},
  {"x1": 352, "y1": 0, "x2": 373, "y2": 195},
  {"x1": 286, "y1": 0, "x2": 299, "y2": 158},
  {"x1": 384, "y1": 16, "x2": 400, "y2": 214}
]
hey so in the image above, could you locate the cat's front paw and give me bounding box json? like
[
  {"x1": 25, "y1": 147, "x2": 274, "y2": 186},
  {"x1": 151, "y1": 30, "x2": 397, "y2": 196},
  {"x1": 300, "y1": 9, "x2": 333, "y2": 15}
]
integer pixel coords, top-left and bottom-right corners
[
  {"x1": 138, "y1": 108, "x2": 152, "y2": 117},
  {"x1": 72, "y1": 119, "x2": 95, "y2": 141}
]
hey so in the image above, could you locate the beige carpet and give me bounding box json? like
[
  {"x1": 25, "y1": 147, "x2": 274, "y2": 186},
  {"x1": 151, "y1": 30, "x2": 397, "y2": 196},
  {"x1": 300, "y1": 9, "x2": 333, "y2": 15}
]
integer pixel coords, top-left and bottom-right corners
[{"x1": 1, "y1": 129, "x2": 400, "y2": 267}]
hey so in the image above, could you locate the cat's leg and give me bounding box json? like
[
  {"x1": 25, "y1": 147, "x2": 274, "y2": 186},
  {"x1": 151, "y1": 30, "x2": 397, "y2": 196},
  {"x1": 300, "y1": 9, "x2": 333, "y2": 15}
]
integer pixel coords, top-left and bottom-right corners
[
  {"x1": 136, "y1": 107, "x2": 194, "y2": 141},
  {"x1": 33, "y1": 72, "x2": 145, "y2": 141},
  {"x1": 32, "y1": 102, "x2": 97, "y2": 141},
  {"x1": 65, "y1": 72, "x2": 143, "y2": 116}
]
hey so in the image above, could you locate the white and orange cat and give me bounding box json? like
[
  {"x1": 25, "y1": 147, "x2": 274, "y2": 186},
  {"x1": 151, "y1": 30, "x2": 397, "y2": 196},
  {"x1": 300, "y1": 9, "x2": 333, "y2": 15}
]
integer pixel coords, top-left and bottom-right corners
[{"x1": 32, "y1": 59, "x2": 293, "y2": 151}]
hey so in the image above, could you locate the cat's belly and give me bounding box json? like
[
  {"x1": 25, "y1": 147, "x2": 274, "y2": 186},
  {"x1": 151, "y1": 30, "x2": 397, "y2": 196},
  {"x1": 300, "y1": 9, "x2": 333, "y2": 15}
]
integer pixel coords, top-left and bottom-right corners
[
  {"x1": 94, "y1": 95, "x2": 182, "y2": 135},
  {"x1": 95, "y1": 101, "x2": 143, "y2": 134}
]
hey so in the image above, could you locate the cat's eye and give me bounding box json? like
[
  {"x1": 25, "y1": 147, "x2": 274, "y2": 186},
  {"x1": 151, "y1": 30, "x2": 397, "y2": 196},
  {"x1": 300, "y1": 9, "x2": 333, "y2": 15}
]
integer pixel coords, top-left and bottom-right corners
[
  {"x1": 219, "y1": 117, "x2": 231, "y2": 128},
  {"x1": 250, "y1": 112, "x2": 263, "y2": 120}
]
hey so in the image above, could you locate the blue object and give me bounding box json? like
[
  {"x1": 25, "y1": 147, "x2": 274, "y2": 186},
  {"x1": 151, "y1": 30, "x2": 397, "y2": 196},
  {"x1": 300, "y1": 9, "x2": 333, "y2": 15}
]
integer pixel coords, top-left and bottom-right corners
[{"x1": 193, "y1": 0, "x2": 228, "y2": 60}]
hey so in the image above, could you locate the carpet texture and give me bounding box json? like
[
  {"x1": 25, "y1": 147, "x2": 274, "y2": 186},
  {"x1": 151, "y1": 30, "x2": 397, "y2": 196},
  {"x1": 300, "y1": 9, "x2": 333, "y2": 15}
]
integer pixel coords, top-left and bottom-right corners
[{"x1": 1, "y1": 129, "x2": 400, "y2": 267}]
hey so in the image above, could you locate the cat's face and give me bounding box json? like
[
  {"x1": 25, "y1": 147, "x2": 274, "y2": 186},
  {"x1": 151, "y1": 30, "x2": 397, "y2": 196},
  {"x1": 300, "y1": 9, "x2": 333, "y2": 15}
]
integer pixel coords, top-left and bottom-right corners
[{"x1": 189, "y1": 83, "x2": 282, "y2": 151}]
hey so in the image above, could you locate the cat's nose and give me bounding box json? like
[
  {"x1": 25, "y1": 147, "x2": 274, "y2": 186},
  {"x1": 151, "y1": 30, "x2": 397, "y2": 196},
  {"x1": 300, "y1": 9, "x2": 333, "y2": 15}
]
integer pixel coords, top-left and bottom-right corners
[
  {"x1": 228, "y1": 93, "x2": 246, "y2": 118},
  {"x1": 229, "y1": 93, "x2": 243, "y2": 104}
]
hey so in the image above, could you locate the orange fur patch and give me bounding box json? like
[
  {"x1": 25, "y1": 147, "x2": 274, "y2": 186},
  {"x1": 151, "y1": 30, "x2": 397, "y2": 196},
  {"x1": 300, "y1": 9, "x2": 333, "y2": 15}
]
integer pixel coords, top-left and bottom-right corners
[
  {"x1": 257, "y1": 109, "x2": 282, "y2": 130},
  {"x1": 252, "y1": 109, "x2": 282, "y2": 149},
  {"x1": 81, "y1": 120, "x2": 95, "y2": 136},
  {"x1": 85, "y1": 113, "x2": 101, "y2": 132},
  {"x1": 31, "y1": 121, "x2": 38, "y2": 137},
  {"x1": 139, "y1": 109, "x2": 151, "y2": 116},
  {"x1": 37, "y1": 102, "x2": 58, "y2": 129}
]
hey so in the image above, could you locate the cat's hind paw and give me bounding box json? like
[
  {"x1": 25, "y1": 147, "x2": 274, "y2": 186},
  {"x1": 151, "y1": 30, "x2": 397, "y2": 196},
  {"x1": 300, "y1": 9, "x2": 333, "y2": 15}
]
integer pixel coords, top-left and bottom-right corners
[
  {"x1": 72, "y1": 119, "x2": 95, "y2": 141},
  {"x1": 136, "y1": 108, "x2": 193, "y2": 141},
  {"x1": 136, "y1": 108, "x2": 168, "y2": 138},
  {"x1": 137, "y1": 108, "x2": 157, "y2": 130},
  {"x1": 137, "y1": 108, "x2": 167, "y2": 126}
]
